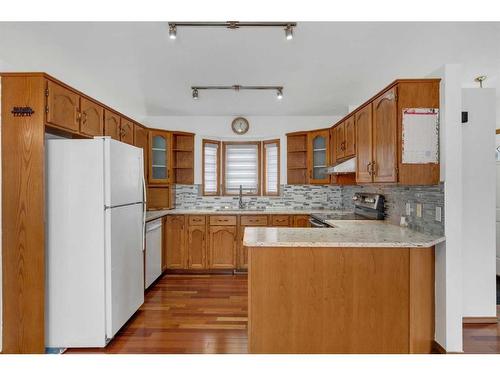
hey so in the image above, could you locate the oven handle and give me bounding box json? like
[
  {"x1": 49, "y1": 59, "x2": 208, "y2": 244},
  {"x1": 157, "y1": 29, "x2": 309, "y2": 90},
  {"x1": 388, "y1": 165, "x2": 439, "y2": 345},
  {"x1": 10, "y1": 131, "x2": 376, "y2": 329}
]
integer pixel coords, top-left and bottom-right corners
[{"x1": 309, "y1": 217, "x2": 329, "y2": 228}]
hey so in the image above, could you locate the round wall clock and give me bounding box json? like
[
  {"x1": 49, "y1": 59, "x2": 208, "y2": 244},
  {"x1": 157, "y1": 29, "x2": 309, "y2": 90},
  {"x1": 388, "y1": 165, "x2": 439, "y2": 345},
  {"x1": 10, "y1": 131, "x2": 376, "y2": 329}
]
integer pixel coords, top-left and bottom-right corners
[{"x1": 231, "y1": 117, "x2": 249, "y2": 135}]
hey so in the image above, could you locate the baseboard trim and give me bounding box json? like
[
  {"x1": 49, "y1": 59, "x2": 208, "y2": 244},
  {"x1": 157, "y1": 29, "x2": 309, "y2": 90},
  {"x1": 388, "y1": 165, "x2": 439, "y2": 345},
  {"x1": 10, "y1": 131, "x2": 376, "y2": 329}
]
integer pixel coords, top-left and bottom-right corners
[{"x1": 462, "y1": 316, "x2": 498, "y2": 324}]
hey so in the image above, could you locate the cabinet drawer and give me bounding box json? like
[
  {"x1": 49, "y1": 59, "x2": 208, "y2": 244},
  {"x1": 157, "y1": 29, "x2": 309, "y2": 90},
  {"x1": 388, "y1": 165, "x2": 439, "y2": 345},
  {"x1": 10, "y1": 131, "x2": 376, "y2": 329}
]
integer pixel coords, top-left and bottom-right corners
[
  {"x1": 271, "y1": 215, "x2": 290, "y2": 226},
  {"x1": 209, "y1": 215, "x2": 237, "y2": 226},
  {"x1": 188, "y1": 215, "x2": 206, "y2": 226},
  {"x1": 240, "y1": 215, "x2": 268, "y2": 226}
]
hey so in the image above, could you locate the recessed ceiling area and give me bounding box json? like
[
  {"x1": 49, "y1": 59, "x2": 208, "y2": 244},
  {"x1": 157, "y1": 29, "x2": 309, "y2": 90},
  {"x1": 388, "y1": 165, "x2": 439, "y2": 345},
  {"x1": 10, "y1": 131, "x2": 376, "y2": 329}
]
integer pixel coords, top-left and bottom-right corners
[{"x1": 0, "y1": 22, "x2": 498, "y2": 119}]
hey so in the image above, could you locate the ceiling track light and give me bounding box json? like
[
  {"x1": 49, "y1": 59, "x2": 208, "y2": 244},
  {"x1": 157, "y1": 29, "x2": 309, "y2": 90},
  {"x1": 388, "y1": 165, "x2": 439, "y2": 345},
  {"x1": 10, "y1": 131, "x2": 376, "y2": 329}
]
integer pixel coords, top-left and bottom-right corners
[
  {"x1": 168, "y1": 24, "x2": 177, "y2": 39},
  {"x1": 191, "y1": 85, "x2": 284, "y2": 100},
  {"x1": 168, "y1": 21, "x2": 296, "y2": 40}
]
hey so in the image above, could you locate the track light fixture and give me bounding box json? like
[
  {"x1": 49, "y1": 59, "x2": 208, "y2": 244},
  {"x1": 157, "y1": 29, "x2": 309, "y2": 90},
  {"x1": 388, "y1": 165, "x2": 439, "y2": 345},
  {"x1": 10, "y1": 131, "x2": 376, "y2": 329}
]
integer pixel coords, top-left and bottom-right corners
[
  {"x1": 285, "y1": 25, "x2": 293, "y2": 40},
  {"x1": 169, "y1": 24, "x2": 177, "y2": 39},
  {"x1": 192, "y1": 88, "x2": 199, "y2": 100},
  {"x1": 168, "y1": 22, "x2": 297, "y2": 40},
  {"x1": 191, "y1": 85, "x2": 284, "y2": 100}
]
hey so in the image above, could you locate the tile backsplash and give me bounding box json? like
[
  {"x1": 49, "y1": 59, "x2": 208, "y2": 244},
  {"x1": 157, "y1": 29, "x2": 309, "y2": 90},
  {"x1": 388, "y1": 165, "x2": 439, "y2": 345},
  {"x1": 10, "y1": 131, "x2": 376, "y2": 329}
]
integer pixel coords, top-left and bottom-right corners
[
  {"x1": 341, "y1": 183, "x2": 445, "y2": 235},
  {"x1": 173, "y1": 183, "x2": 444, "y2": 235},
  {"x1": 174, "y1": 184, "x2": 343, "y2": 210}
]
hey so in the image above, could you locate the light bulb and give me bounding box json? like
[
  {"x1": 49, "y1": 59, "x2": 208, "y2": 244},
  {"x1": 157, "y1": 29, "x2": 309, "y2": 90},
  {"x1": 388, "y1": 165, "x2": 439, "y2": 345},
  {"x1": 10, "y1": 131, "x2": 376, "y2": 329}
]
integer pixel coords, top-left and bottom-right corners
[
  {"x1": 169, "y1": 25, "x2": 177, "y2": 40},
  {"x1": 285, "y1": 25, "x2": 293, "y2": 40},
  {"x1": 277, "y1": 88, "x2": 283, "y2": 100},
  {"x1": 192, "y1": 88, "x2": 199, "y2": 100}
]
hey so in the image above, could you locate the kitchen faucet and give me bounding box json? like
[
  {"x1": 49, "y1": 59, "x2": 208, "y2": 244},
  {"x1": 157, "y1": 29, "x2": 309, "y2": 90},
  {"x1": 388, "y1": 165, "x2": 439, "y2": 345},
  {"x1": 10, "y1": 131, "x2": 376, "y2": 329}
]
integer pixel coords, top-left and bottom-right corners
[{"x1": 238, "y1": 185, "x2": 245, "y2": 209}]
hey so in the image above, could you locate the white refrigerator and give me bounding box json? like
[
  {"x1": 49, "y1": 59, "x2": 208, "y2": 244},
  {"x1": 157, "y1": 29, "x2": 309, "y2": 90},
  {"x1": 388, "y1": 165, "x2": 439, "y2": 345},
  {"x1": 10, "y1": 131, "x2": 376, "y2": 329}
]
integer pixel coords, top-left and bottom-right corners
[{"x1": 45, "y1": 137, "x2": 146, "y2": 348}]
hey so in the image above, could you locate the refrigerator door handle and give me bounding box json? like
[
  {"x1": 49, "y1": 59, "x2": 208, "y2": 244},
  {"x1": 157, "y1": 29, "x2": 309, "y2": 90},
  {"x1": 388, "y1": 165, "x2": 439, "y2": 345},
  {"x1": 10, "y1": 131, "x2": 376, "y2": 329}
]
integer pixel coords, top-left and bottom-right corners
[{"x1": 141, "y1": 175, "x2": 147, "y2": 252}]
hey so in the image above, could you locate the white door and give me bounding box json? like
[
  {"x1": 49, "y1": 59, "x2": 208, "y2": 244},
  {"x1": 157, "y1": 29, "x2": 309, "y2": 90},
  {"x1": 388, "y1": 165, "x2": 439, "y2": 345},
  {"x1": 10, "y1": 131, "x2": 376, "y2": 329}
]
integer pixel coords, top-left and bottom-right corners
[
  {"x1": 105, "y1": 203, "x2": 145, "y2": 339},
  {"x1": 104, "y1": 138, "x2": 144, "y2": 207},
  {"x1": 145, "y1": 219, "x2": 163, "y2": 289}
]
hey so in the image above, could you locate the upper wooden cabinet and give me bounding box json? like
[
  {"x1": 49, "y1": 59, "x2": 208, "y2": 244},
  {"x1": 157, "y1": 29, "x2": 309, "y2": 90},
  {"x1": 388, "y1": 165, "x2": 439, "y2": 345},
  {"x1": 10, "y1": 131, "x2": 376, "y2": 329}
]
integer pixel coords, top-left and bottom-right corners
[
  {"x1": 45, "y1": 80, "x2": 80, "y2": 132},
  {"x1": 134, "y1": 124, "x2": 149, "y2": 179},
  {"x1": 80, "y1": 97, "x2": 104, "y2": 137},
  {"x1": 120, "y1": 118, "x2": 134, "y2": 145},
  {"x1": 307, "y1": 129, "x2": 330, "y2": 184},
  {"x1": 372, "y1": 87, "x2": 398, "y2": 183},
  {"x1": 332, "y1": 116, "x2": 355, "y2": 164},
  {"x1": 104, "y1": 109, "x2": 121, "y2": 140},
  {"x1": 149, "y1": 130, "x2": 171, "y2": 184},
  {"x1": 355, "y1": 104, "x2": 373, "y2": 184},
  {"x1": 286, "y1": 132, "x2": 309, "y2": 184}
]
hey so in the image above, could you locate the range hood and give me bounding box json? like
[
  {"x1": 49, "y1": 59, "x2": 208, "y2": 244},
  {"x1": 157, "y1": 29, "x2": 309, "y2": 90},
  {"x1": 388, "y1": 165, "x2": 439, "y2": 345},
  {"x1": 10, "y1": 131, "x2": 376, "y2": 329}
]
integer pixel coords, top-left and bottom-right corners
[{"x1": 325, "y1": 157, "x2": 356, "y2": 174}]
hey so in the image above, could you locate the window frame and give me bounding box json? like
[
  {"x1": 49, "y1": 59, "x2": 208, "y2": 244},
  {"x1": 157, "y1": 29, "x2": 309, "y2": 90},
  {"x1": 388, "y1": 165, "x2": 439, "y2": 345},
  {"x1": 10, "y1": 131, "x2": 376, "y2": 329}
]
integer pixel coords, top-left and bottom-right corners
[
  {"x1": 202, "y1": 139, "x2": 221, "y2": 196},
  {"x1": 221, "y1": 141, "x2": 262, "y2": 196},
  {"x1": 262, "y1": 139, "x2": 280, "y2": 196}
]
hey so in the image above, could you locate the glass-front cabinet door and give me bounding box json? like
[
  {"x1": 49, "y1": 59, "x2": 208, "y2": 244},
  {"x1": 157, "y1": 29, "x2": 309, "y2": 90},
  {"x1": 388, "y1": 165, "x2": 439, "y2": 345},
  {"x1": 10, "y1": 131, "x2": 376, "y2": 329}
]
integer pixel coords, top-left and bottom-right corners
[
  {"x1": 308, "y1": 129, "x2": 330, "y2": 184},
  {"x1": 149, "y1": 130, "x2": 171, "y2": 184}
]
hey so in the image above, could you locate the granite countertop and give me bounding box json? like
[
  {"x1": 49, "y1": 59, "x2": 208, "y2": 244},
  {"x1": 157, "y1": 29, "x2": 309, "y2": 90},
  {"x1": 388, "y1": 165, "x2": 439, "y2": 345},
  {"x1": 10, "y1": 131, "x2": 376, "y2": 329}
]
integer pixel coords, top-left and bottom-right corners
[
  {"x1": 146, "y1": 208, "x2": 344, "y2": 221},
  {"x1": 243, "y1": 220, "x2": 445, "y2": 248}
]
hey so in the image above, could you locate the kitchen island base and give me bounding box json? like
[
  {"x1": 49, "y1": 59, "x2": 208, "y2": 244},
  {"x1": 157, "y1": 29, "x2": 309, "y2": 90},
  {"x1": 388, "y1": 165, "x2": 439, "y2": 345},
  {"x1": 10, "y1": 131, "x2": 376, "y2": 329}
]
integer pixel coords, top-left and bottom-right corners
[{"x1": 248, "y1": 246, "x2": 434, "y2": 354}]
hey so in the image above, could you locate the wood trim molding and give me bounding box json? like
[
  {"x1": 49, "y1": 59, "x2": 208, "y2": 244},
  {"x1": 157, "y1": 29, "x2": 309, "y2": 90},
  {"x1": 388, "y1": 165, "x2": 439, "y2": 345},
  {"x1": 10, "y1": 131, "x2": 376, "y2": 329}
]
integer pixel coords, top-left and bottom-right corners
[
  {"x1": 462, "y1": 316, "x2": 498, "y2": 324},
  {"x1": 262, "y1": 139, "x2": 280, "y2": 196},
  {"x1": 202, "y1": 139, "x2": 221, "y2": 196},
  {"x1": 496, "y1": 128, "x2": 500, "y2": 134}
]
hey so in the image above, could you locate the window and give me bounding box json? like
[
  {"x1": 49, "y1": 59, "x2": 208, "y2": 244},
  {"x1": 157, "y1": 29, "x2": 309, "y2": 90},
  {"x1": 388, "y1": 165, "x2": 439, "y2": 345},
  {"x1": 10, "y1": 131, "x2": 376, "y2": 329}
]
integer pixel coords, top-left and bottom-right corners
[
  {"x1": 202, "y1": 139, "x2": 279, "y2": 196},
  {"x1": 202, "y1": 140, "x2": 220, "y2": 195},
  {"x1": 263, "y1": 139, "x2": 280, "y2": 195},
  {"x1": 222, "y1": 142, "x2": 261, "y2": 195}
]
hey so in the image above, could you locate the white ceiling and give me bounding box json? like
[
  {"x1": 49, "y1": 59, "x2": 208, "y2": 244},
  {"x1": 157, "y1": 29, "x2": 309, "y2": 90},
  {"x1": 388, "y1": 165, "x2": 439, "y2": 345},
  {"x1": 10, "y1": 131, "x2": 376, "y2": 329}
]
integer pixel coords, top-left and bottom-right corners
[{"x1": 0, "y1": 22, "x2": 499, "y2": 119}]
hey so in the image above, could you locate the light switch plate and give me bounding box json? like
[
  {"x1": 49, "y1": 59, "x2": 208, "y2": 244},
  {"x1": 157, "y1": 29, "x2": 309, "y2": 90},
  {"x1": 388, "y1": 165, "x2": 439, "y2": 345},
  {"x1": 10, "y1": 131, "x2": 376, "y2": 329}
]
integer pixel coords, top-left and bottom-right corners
[
  {"x1": 416, "y1": 203, "x2": 422, "y2": 218},
  {"x1": 406, "y1": 202, "x2": 411, "y2": 216},
  {"x1": 435, "y1": 206, "x2": 442, "y2": 222}
]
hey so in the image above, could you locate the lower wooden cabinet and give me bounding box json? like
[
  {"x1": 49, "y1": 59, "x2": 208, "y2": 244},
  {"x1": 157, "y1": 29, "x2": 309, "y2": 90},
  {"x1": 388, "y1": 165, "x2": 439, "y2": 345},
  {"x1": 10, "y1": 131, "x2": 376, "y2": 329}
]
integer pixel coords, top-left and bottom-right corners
[
  {"x1": 208, "y1": 225, "x2": 237, "y2": 269},
  {"x1": 293, "y1": 215, "x2": 310, "y2": 227},
  {"x1": 187, "y1": 225, "x2": 206, "y2": 269},
  {"x1": 164, "y1": 215, "x2": 186, "y2": 270}
]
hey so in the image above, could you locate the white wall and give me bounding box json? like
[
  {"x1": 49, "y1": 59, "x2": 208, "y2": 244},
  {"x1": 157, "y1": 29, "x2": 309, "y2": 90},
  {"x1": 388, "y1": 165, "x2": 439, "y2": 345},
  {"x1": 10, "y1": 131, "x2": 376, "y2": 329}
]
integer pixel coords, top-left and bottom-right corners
[
  {"x1": 428, "y1": 64, "x2": 464, "y2": 352},
  {"x1": 461, "y1": 88, "x2": 497, "y2": 318},
  {"x1": 140, "y1": 116, "x2": 342, "y2": 185}
]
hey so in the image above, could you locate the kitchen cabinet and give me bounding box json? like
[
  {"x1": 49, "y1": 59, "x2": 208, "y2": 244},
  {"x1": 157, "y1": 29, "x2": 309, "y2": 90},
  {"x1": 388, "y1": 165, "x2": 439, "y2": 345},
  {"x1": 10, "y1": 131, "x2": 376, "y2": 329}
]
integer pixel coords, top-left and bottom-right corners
[
  {"x1": 80, "y1": 97, "x2": 104, "y2": 137},
  {"x1": 172, "y1": 132, "x2": 195, "y2": 184},
  {"x1": 286, "y1": 132, "x2": 309, "y2": 184},
  {"x1": 355, "y1": 104, "x2": 373, "y2": 183},
  {"x1": 45, "y1": 80, "x2": 80, "y2": 133},
  {"x1": 270, "y1": 215, "x2": 290, "y2": 227},
  {"x1": 208, "y1": 225, "x2": 237, "y2": 269},
  {"x1": 293, "y1": 215, "x2": 310, "y2": 227},
  {"x1": 187, "y1": 224, "x2": 206, "y2": 270},
  {"x1": 307, "y1": 129, "x2": 330, "y2": 184},
  {"x1": 134, "y1": 124, "x2": 149, "y2": 180},
  {"x1": 372, "y1": 87, "x2": 398, "y2": 183},
  {"x1": 104, "y1": 109, "x2": 121, "y2": 141},
  {"x1": 164, "y1": 215, "x2": 185, "y2": 270},
  {"x1": 332, "y1": 116, "x2": 355, "y2": 164},
  {"x1": 238, "y1": 215, "x2": 269, "y2": 269},
  {"x1": 120, "y1": 118, "x2": 134, "y2": 145},
  {"x1": 149, "y1": 130, "x2": 171, "y2": 185}
]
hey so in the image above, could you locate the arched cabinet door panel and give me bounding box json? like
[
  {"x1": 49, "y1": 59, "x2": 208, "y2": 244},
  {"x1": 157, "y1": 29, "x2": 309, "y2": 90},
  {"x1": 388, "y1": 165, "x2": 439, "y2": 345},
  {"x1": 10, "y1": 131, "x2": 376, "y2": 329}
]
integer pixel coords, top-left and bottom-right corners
[
  {"x1": 46, "y1": 80, "x2": 80, "y2": 132},
  {"x1": 307, "y1": 129, "x2": 330, "y2": 184},
  {"x1": 149, "y1": 130, "x2": 171, "y2": 184},
  {"x1": 80, "y1": 97, "x2": 103, "y2": 137}
]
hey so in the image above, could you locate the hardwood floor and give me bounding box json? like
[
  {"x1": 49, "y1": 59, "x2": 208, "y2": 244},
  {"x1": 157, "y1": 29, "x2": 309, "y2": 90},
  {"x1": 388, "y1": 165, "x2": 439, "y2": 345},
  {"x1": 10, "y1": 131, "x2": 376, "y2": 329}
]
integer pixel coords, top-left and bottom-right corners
[
  {"x1": 463, "y1": 306, "x2": 500, "y2": 354},
  {"x1": 66, "y1": 274, "x2": 248, "y2": 354},
  {"x1": 65, "y1": 274, "x2": 500, "y2": 354}
]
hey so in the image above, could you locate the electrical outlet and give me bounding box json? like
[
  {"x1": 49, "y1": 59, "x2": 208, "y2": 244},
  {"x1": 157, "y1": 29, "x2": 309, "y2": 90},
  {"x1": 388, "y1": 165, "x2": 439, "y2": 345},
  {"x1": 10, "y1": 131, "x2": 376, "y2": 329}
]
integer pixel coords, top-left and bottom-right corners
[
  {"x1": 405, "y1": 202, "x2": 411, "y2": 216},
  {"x1": 416, "y1": 203, "x2": 422, "y2": 218},
  {"x1": 435, "y1": 206, "x2": 442, "y2": 222}
]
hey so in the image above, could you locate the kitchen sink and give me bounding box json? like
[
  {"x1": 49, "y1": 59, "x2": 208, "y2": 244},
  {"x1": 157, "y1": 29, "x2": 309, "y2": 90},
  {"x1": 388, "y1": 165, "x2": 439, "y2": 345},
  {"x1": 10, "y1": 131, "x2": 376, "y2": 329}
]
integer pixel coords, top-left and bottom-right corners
[{"x1": 214, "y1": 207, "x2": 266, "y2": 212}]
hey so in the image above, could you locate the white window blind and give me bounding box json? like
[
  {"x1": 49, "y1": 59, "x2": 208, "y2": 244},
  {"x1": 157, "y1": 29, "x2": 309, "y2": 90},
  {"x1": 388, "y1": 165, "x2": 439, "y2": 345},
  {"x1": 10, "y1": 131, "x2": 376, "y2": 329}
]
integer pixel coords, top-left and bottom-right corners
[
  {"x1": 264, "y1": 141, "x2": 279, "y2": 195},
  {"x1": 203, "y1": 142, "x2": 219, "y2": 194},
  {"x1": 224, "y1": 143, "x2": 259, "y2": 195}
]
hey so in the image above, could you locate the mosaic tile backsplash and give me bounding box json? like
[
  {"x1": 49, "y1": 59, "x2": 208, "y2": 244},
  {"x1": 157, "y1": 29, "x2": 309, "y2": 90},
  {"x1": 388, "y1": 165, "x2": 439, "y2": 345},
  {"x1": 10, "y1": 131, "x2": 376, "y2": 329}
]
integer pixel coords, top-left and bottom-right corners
[
  {"x1": 174, "y1": 184, "x2": 343, "y2": 210},
  {"x1": 173, "y1": 183, "x2": 444, "y2": 235}
]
